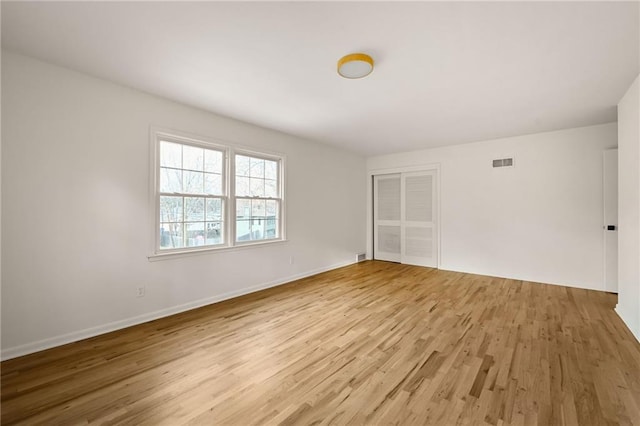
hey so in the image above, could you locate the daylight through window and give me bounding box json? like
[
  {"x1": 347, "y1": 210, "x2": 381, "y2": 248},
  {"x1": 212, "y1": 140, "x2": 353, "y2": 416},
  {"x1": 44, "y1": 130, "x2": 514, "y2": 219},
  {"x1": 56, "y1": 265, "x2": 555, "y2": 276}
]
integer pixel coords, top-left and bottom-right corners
[
  {"x1": 159, "y1": 141, "x2": 225, "y2": 250},
  {"x1": 154, "y1": 132, "x2": 284, "y2": 254},
  {"x1": 235, "y1": 154, "x2": 281, "y2": 243}
]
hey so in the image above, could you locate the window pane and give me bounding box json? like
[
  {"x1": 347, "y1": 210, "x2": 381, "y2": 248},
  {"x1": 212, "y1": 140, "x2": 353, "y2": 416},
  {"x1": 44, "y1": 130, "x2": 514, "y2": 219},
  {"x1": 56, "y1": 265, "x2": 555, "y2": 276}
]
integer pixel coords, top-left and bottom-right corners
[
  {"x1": 266, "y1": 200, "x2": 278, "y2": 217},
  {"x1": 206, "y1": 198, "x2": 223, "y2": 221},
  {"x1": 236, "y1": 155, "x2": 250, "y2": 177},
  {"x1": 236, "y1": 198, "x2": 251, "y2": 219},
  {"x1": 250, "y1": 157, "x2": 265, "y2": 178},
  {"x1": 265, "y1": 201, "x2": 279, "y2": 239},
  {"x1": 206, "y1": 222, "x2": 223, "y2": 245},
  {"x1": 183, "y1": 145, "x2": 204, "y2": 171},
  {"x1": 185, "y1": 222, "x2": 206, "y2": 247},
  {"x1": 160, "y1": 141, "x2": 181, "y2": 168},
  {"x1": 185, "y1": 197, "x2": 205, "y2": 222},
  {"x1": 265, "y1": 179, "x2": 277, "y2": 198},
  {"x1": 251, "y1": 199, "x2": 265, "y2": 218},
  {"x1": 160, "y1": 196, "x2": 183, "y2": 222},
  {"x1": 265, "y1": 160, "x2": 278, "y2": 180},
  {"x1": 160, "y1": 167, "x2": 182, "y2": 193},
  {"x1": 250, "y1": 178, "x2": 265, "y2": 197},
  {"x1": 184, "y1": 171, "x2": 204, "y2": 194},
  {"x1": 236, "y1": 219, "x2": 252, "y2": 241},
  {"x1": 204, "y1": 150, "x2": 222, "y2": 174},
  {"x1": 251, "y1": 218, "x2": 265, "y2": 240},
  {"x1": 205, "y1": 173, "x2": 222, "y2": 195},
  {"x1": 236, "y1": 176, "x2": 250, "y2": 197},
  {"x1": 160, "y1": 222, "x2": 184, "y2": 249},
  {"x1": 266, "y1": 216, "x2": 278, "y2": 239}
]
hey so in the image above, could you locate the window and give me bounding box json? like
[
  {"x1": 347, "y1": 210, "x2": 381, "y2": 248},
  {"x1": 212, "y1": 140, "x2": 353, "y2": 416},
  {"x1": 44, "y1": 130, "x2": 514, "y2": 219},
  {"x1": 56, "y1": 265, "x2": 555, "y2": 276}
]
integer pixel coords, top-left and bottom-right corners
[
  {"x1": 158, "y1": 141, "x2": 225, "y2": 250},
  {"x1": 153, "y1": 130, "x2": 284, "y2": 256},
  {"x1": 235, "y1": 154, "x2": 281, "y2": 243}
]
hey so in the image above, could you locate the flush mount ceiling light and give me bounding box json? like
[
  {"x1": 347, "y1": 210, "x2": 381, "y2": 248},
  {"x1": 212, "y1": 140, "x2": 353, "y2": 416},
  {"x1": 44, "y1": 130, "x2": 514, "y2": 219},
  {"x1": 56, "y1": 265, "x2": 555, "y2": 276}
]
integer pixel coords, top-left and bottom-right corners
[{"x1": 337, "y1": 53, "x2": 374, "y2": 79}]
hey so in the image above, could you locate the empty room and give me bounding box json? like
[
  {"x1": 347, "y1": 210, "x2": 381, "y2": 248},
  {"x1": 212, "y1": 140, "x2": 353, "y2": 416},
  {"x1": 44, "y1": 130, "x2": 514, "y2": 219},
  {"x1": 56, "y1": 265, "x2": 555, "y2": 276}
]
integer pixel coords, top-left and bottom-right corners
[{"x1": 1, "y1": 1, "x2": 639, "y2": 425}]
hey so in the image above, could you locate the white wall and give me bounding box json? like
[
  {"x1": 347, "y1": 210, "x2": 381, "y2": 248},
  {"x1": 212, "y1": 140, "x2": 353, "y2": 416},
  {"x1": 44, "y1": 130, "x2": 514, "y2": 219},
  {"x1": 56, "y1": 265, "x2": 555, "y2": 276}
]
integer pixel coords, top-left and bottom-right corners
[
  {"x1": 1, "y1": 51, "x2": 366, "y2": 359},
  {"x1": 617, "y1": 74, "x2": 640, "y2": 341},
  {"x1": 368, "y1": 123, "x2": 617, "y2": 290},
  {"x1": 0, "y1": 32, "x2": 3, "y2": 358}
]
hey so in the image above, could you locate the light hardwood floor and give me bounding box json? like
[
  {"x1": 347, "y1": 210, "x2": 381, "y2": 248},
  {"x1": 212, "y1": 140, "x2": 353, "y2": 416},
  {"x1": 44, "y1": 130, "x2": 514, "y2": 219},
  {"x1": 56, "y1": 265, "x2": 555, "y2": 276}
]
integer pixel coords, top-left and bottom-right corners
[{"x1": 2, "y1": 261, "x2": 640, "y2": 425}]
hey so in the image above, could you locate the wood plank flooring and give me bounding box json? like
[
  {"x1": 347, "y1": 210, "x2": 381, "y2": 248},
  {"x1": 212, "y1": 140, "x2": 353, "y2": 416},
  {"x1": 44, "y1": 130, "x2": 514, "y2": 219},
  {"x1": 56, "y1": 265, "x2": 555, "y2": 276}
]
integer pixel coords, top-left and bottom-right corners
[{"x1": 2, "y1": 261, "x2": 640, "y2": 425}]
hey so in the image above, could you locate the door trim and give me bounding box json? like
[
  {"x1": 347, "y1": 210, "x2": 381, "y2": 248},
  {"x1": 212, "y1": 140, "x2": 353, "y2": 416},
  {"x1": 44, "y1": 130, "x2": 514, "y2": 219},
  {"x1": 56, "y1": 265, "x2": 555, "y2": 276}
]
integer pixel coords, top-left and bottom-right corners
[{"x1": 602, "y1": 148, "x2": 618, "y2": 293}]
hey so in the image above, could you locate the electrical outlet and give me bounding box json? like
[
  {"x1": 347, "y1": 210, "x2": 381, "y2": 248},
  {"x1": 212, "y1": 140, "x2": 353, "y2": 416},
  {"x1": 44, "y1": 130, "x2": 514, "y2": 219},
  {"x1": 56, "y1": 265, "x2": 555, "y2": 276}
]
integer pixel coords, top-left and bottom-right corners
[
  {"x1": 136, "y1": 286, "x2": 146, "y2": 298},
  {"x1": 289, "y1": 256, "x2": 294, "y2": 265}
]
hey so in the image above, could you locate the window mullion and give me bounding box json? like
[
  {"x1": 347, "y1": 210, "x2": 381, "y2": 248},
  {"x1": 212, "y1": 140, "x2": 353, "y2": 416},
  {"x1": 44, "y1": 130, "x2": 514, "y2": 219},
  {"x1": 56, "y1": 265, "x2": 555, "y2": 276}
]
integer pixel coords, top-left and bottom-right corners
[
  {"x1": 182, "y1": 195, "x2": 187, "y2": 248},
  {"x1": 228, "y1": 149, "x2": 234, "y2": 247}
]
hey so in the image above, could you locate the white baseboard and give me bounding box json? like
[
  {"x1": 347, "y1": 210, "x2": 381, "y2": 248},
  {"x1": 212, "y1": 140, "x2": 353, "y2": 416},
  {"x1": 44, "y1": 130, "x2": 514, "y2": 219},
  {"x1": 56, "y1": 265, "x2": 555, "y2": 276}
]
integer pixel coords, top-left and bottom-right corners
[
  {"x1": 438, "y1": 265, "x2": 605, "y2": 292},
  {"x1": 1, "y1": 260, "x2": 355, "y2": 361}
]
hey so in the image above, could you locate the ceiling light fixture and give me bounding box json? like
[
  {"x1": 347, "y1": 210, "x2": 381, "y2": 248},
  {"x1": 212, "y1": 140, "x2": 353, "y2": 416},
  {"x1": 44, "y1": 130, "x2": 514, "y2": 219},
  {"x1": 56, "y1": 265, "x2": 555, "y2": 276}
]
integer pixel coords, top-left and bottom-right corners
[{"x1": 337, "y1": 53, "x2": 374, "y2": 79}]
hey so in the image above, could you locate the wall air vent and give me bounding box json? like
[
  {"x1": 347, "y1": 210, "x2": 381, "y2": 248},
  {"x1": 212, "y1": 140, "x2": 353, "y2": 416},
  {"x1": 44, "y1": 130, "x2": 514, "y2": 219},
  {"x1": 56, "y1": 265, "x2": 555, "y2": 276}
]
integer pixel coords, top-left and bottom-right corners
[
  {"x1": 492, "y1": 157, "x2": 514, "y2": 168},
  {"x1": 356, "y1": 253, "x2": 366, "y2": 262}
]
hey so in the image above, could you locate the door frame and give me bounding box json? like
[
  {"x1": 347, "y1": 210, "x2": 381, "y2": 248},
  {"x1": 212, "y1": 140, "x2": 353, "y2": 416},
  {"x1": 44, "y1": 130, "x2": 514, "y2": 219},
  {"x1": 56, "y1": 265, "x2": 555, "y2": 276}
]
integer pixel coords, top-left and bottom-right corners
[
  {"x1": 367, "y1": 163, "x2": 441, "y2": 267},
  {"x1": 602, "y1": 148, "x2": 618, "y2": 293}
]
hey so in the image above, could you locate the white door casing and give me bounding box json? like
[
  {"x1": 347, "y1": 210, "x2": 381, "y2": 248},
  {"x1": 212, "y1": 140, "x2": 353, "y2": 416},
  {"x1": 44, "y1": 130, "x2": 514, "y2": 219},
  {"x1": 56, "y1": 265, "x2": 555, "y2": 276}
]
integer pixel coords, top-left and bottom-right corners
[{"x1": 603, "y1": 149, "x2": 618, "y2": 293}]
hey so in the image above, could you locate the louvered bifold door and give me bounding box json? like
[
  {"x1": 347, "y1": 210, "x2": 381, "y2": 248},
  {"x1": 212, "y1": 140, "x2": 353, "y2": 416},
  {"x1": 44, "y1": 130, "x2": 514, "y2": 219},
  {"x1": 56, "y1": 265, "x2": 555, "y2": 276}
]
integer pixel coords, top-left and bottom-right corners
[
  {"x1": 401, "y1": 170, "x2": 437, "y2": 267},
  {"x1": 373, "y1": 174, "x2": 402, "y2": 262}
]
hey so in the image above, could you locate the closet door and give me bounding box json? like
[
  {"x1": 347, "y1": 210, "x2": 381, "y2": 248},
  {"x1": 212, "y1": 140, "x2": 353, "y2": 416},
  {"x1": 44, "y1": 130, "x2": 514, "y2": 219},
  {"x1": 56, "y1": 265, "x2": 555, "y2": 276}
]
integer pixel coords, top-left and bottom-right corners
[
  {"x1": 401, "y1": 170, "x2": 437, "y2": 267},
  {"x1": 373, "y1": 174, "x2": 401, "y2": 262},
  {"x1": 373, "y1": 170, "x2": 438, "y2": 268}
]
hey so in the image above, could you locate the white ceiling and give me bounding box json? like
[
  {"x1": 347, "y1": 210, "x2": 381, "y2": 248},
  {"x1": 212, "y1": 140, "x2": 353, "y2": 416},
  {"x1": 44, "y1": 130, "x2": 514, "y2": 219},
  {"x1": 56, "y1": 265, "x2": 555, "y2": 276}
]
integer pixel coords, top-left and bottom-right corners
[{"x1": 2, "y1": 1, "x2": 638, "y2": 156}]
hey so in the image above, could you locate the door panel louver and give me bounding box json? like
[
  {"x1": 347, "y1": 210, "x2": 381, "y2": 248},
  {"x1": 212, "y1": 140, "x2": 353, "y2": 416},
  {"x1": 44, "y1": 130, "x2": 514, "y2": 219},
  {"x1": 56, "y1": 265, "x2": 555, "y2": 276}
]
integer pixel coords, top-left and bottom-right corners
[
  {"x1": 405, "y1": 175, "x2": 432, "y2": 222},
  {"x1": 405, "y1": 227, "x2": 432, "y2": 258},
  {"x1": 377, "y1": 225, "x2": 401, "y2": 254},
  {"x1": 377, "y1": 177, "x2": 401, "y2": 220}
]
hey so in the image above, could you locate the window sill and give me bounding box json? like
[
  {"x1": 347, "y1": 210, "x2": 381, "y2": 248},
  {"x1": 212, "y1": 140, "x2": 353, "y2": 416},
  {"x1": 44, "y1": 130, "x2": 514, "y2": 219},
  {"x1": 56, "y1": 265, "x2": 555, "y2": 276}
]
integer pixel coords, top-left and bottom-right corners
[{"x1": 148, "y1": 239, "x2": 288, "y2": 262}]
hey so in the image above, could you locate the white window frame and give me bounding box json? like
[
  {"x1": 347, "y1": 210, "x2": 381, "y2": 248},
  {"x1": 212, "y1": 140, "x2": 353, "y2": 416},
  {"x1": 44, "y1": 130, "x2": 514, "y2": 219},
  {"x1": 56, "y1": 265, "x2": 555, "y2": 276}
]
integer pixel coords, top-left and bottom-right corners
[
  {"x1": 232, "y1": 149, "x2": 285, "y2": 246},
  {"x1": 149, "y1": 128, "x2": 286, "y2": 260}
]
